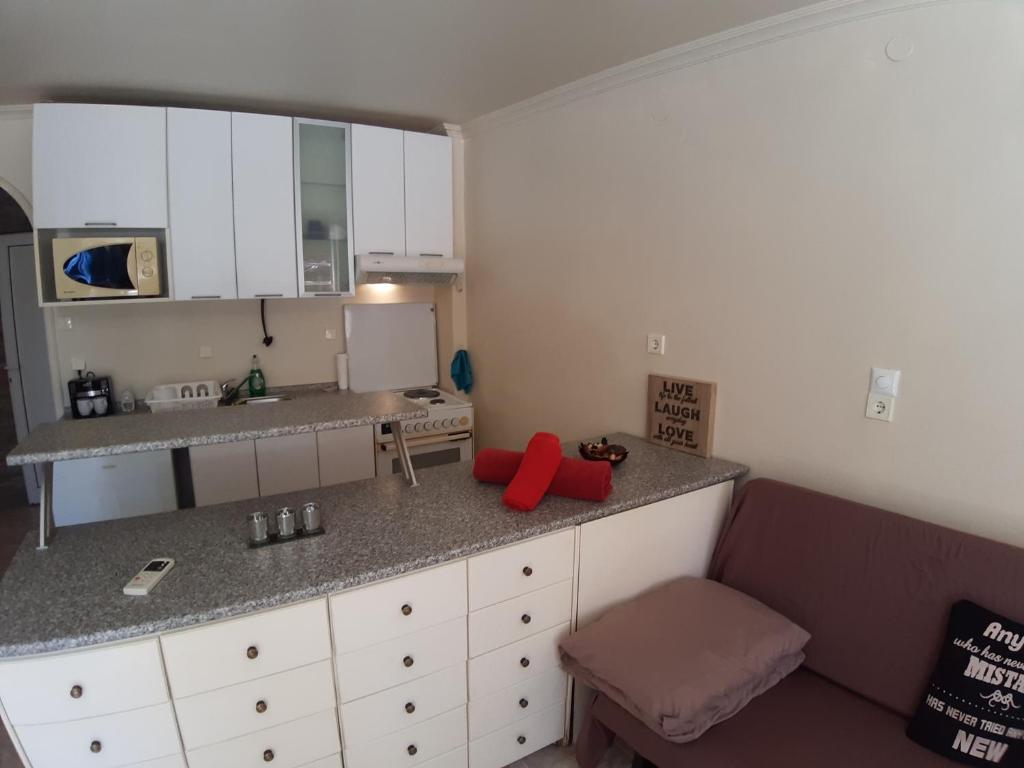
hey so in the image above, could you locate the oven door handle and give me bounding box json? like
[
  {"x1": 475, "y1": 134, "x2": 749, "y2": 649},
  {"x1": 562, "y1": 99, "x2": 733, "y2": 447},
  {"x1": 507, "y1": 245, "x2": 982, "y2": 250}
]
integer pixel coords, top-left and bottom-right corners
[{"x1": 379, "y1": 432, "x2": 472, "y2": 452}]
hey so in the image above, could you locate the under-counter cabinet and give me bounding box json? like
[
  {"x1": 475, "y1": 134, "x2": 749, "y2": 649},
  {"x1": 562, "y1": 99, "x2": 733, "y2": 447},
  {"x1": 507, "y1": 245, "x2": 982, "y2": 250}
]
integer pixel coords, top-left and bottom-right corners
[
  {"x1": 232, "y1": 112, "x2": 299, "y2": 299},
  {"x1": 52, "y1": 450, "x2": 177, "y2": 526},
  {"x1": 189, "y1": 440, "x2": 261, "y2": 507},
  {"x1": 294, "y1": 119, "x2": 355, "y2": 296},
  {"x1": 255, "y1": 432, "x2": 320, "y2": 497},
  {"x1": 32, "y1": 103, "x2": 168, "y2": 229},
  {"x1": 317, "y1": 425, "x2": 375, "y2": 486},
  {"x1": 167, "y1": 108, "x2": 238, "y2": 300}
]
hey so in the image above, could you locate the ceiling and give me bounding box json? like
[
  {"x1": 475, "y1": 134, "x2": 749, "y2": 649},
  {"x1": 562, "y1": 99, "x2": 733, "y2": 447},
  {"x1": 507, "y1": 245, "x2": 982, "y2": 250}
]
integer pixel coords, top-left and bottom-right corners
[{"x1": 0, "y1": 0, "x2": 819, "y2": 129}]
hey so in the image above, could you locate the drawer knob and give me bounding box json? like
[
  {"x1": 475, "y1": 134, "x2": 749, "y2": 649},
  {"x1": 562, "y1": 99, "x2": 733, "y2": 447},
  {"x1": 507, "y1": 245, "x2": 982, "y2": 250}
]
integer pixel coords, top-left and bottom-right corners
[
  {"x1": 517, "y1": 735, "x2": 527, "y2": 745},
  {"x1": 522, "y1": 566, "x2": 533, "y2": 577},
  {"x1": 520, "y1": 656, "x2": 530, "y2": 668},
  {"x1": 247, "y1": 645, "x2": 259, "y2": 660},
  {"x1": 403, "y1": 655, "x2": 415, "y2": 668},
  {"x1": 256, "y1": 699, "x2": 268, "y2": 714},
  {"x1": 401, "y1": 603, "x2": 413, "y2": 616},
  {"x1": 521, "y1": 613, "x2": 532, "y2": 625},
  {"x1": 519, "y1": 698, "x2": 529, "y2": 708},
  {"x1": 405, "y1": 701, "x2": 416, "y2": 714},
  {"x1": 90, "y1": 740, "x2": 102, "y2": 754},
  {"x1": 407, "y1": 745, "x2": 418, "y2": 756},
  {"x1": 263, "y1": 748, "x2": 275, "y2": 762},
  {"x1": 70, "y1": 684, "x2": 83, "y2": 699}
]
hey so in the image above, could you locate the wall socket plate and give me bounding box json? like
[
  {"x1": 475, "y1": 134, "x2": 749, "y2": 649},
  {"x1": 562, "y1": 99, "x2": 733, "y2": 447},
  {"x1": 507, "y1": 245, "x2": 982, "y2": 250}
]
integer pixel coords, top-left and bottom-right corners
[
  {"x1": 870, "y1": 367, "x2": 901, "y2": 397},
  {"x1": 647, "y1": 334, "x2": 666, "y2": 355},
  {"x1": 865, "y1": 394, "x2": 895, "y2": 422}
]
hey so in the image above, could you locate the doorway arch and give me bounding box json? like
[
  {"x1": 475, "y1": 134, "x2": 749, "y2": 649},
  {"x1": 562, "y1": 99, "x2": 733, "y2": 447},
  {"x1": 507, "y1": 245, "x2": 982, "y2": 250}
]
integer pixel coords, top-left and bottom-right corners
[{"x1": 0, "y1": 177, "x2": 32, "y2": 232}]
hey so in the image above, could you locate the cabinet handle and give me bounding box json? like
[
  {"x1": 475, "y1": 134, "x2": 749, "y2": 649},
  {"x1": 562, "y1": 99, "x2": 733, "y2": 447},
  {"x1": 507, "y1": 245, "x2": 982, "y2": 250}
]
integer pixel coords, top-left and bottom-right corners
[
  {"x1": 254, "y1": 294, "x2": 284, "y2": 298},
  {"x1": 263, "y1": 748, "x2": 275, "y2": 762},
  {"x1": 70, "y1": 684, "x2": 83, "y2": 699},
  {"x1": 521, "y1": 613, "x2": 532, "y2": 625},
  {"x1": 247, "y1": 645, "x2": 259, "y2": 660},
  {"x1": 405, "y1": 701, "x2": 416, "y2": 714},
  {"x1": 256, "y1": 699, "x2": 268, "y2": 714},
  {"x1": 407, "y1": 745, "x2": 418, "y2": 756},
  {"x1": 517, "y1": 735, "x2": 527, "y2": 745},
  {"x1": 369, "y1": 251, "x2": 395, "y2": 256},
  {"x1": 419, "y1": 253, "x2": 445, "y2": 258},
  {"x1": 190, "y1": 295, "x2": 222, "y2": 299},
  {"x1": 401, "y1": 603, "x2": 413, "y2": 616},
  {"x1": 403, "y1": 655, "x2": 414, "y2": 668},
  {"x1": 520, "y1": 657, "x2": 530, "y2": 668},
  {"x1": 90, "y1": 741, "x2": 102, "y2": 753},
  {"x1": 519, "y1": 698, "x2": 529, "y2": 709},
  {"x1": 522, "y1": 566, "x2": 533, "y2": 577},
  {"x1": 83, "y1": 222, "x2": 117, "y2": 227}
]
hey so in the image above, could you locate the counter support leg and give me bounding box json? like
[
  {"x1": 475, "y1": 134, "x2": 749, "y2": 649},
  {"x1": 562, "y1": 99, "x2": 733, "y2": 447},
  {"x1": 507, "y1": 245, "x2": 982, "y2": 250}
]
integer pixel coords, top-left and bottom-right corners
[
  {"x1": 388, "y1": 422, "x2": 419, "y2": 487},
  {"x1": 37, "y1": 462, "x2": 54, "y2": 550}
]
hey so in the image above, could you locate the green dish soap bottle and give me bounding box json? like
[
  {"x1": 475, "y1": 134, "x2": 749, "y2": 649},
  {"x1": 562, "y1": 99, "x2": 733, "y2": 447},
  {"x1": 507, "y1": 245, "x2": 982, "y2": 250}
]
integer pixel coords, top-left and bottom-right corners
[{"x1": 249, "y1": 354, "x2": 267, "y2": 397}]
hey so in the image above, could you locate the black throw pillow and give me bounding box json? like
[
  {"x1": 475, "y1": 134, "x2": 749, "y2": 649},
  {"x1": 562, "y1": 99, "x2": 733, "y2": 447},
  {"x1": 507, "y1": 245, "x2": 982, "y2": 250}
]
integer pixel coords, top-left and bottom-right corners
[{"x1": 907, "y1": 600, "x2": 1024, "y2": 767}]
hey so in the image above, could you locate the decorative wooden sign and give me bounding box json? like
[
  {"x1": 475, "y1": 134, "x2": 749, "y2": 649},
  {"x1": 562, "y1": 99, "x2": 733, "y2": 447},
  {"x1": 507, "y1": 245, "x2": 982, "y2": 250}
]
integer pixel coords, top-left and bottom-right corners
[{"x1": 647, "y1": 374, "x2": 717, "y2": 458}]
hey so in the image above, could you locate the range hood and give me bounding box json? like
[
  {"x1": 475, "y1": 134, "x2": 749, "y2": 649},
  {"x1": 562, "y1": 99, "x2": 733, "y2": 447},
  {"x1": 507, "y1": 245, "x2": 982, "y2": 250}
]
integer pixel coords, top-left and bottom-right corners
[{"x1": 357, "y1": 254, "x2": 465, "y2": 286}]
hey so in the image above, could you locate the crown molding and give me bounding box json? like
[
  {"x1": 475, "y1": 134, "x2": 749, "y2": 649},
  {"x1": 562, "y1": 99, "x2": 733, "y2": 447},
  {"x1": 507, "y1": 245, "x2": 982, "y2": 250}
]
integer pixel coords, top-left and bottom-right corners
[
  {"x1": 0, "y1": 105, "x2": 32, "y2": 121},
  {"x1": 464, "y1": 0, "x2": 957, "y2": 136}
]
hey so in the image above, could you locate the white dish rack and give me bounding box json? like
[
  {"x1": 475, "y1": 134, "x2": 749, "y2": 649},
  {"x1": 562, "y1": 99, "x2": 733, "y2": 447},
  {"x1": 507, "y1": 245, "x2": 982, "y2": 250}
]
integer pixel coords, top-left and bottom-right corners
[{"x1": 145, "y1": 380, "x2": 221, "y2": 413}]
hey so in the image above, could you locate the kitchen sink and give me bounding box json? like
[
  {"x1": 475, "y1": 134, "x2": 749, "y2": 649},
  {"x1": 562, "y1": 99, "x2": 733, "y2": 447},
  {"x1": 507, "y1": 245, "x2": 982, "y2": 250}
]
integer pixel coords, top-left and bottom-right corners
[{"x1": 236, "y1": 395, "x2": 292, "y2": 405}]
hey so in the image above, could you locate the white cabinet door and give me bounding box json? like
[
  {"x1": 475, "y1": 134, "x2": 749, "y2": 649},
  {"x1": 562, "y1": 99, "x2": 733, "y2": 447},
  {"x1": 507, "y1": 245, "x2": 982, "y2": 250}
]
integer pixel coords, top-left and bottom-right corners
[
  {"x1": 52, "y1": 450, "x2": 177, "y2": 526},
  {"x1": 255, "y1": 432, "x2": 320, "y2": 496},
  {"x1": 32, "y1": 103, "x2": 168, "y2": 229},
  {"x1": 190, "y1": 441, "x2": 259, "y2": 507},
  {"x1": 351, "y1": 124, "x2": 405, "y2": 258},
  {"x1": 317, "y1": 425, "x2": 375, "y2": 486},
  {"x1": 232, "y1": 112, "x2": 298, "y2": 298},
  {"x1": 404, "y1": 132, "x2": 453, "y2": 259},
  {"x1": 168, "y1": 108, "x2": 237, "y2": 300}
]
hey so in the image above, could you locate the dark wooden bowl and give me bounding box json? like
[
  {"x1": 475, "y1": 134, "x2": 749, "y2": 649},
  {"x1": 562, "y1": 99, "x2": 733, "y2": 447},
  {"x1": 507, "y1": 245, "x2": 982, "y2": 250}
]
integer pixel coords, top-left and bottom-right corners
[{"x1": 578, "y1": 440, "x2": 629, "y2": 466}]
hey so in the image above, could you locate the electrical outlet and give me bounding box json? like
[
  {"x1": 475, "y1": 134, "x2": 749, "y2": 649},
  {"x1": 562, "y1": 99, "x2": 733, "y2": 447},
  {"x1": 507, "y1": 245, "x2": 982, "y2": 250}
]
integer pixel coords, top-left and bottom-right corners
[
  {"x1": 70, "y1": 357, "x2": 85, "y2": 372},
  {"x1": 325, "y1": 329, "x2": 337, "y2": 340},
  {"x1": 199, "y1": 346, "x2": 213, "y2": 359},
  {"x1": 865, "y1": 394, "x2": 895, "y2": 422},
  {"x1": 62, "y1": 317, "x2": 73, "y2": 330},
  {"x1": 647, "y1": 334, "x2": 666, "y2": 356}
]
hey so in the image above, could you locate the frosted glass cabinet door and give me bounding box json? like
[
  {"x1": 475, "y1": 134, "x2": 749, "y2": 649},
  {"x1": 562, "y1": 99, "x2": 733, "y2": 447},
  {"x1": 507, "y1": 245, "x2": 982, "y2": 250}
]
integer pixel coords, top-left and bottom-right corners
[{"x1": 293, "y1": 119, "x2": 355, "y2": 297}]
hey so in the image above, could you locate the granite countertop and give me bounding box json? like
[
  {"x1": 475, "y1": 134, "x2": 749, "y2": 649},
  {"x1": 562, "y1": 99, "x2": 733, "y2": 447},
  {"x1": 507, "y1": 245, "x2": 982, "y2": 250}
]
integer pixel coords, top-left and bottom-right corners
[
  {"x1": 6, "y1": 385, "x2": 427, "y2": 466},
  {"x1": 0, "y1": 434, "x2": 747, "y2": 658}
]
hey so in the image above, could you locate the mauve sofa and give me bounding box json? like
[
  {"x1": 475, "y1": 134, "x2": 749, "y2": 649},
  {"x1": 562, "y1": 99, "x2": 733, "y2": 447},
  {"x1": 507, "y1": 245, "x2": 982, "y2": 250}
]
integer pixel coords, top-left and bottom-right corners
[{"x1": 575, "y1": 478, "x2": 1024, "y2": 767}]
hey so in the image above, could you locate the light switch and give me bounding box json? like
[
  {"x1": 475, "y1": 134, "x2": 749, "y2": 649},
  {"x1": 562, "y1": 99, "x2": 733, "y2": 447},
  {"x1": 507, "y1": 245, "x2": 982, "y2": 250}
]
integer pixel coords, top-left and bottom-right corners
[{"x1": 870, "y1": 368, "x2": 901, "y2": 397}]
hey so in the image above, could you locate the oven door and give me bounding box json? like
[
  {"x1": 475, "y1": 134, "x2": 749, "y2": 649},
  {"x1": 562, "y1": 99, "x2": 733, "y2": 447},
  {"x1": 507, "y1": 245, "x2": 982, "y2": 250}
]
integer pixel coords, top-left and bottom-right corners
[{"x1": 376, "y1": 432, "x2": 473, "y2": 476}]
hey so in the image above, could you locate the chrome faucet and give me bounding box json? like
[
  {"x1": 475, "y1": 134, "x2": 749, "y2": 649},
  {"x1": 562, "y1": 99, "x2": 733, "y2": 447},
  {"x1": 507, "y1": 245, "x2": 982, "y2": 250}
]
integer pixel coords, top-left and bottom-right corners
[{"x1": 220, "y1": 378, "x2": 248, "y2": 405}]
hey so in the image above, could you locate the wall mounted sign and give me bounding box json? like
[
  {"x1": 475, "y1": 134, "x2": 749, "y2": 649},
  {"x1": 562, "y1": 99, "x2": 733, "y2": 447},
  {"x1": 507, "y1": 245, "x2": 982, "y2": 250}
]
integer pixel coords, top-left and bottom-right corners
[{"x1": 647, "y1": 374, "x2": 717, "y2": 458}]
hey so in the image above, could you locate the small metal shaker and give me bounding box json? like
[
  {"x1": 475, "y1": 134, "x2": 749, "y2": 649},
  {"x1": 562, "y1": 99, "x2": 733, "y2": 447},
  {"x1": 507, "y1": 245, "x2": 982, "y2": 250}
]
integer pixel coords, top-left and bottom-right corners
[
  {"x1": 248, "y1": 511, "x2": 269, "y2": 545},
  {"x1": 277, "y1": 507, "x2": 296, "y2": 539},
  {"x1": 301, "y1": 502, "x2": 322, "y2": 532}
]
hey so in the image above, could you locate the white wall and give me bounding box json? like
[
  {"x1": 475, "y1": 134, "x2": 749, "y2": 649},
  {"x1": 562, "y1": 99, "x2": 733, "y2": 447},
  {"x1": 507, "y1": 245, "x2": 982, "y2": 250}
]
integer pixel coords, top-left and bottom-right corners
[
  {"x1": 0, "y1": 106, "x2": 33, "y2": 220},
  {"x1": 464, "y1": 1, "x2": 1024, "y2": 545}
]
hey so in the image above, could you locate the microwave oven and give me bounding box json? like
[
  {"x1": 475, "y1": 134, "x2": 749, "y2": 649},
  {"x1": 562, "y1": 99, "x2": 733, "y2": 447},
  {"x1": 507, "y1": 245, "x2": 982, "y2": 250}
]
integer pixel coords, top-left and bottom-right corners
[{"x1": 52, "y1": 236, "x2": 161, "y2": 300}]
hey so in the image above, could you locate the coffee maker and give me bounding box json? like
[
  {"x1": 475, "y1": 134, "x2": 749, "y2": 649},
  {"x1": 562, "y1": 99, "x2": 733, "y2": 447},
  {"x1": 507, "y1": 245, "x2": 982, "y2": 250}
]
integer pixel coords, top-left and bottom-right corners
[{"x1": 68, "y1": 371, "x2": 115, "y2": 419}]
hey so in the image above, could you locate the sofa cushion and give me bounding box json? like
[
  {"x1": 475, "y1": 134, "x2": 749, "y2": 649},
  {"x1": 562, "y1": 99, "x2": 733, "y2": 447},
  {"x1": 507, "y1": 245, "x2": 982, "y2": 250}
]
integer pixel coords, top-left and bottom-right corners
[
  {"x1": 710, "y1": 479, "x2": 1024, "y2": 717},
  {"x1": 581, "y1": 668, "x2": 959, "y2": 768},
  {"x1": 907, "y1": 600, "x2": 1024, "y2": 766},
  {"x1": 560, "y1": 577, "x2": 810, "y2": 743}
]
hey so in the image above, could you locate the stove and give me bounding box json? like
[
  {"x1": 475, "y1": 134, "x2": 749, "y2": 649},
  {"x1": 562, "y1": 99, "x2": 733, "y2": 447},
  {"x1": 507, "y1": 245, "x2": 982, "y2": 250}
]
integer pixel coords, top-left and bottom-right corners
[{"x1": 375, "y1": 387, "x2": 474, "y2": 476}]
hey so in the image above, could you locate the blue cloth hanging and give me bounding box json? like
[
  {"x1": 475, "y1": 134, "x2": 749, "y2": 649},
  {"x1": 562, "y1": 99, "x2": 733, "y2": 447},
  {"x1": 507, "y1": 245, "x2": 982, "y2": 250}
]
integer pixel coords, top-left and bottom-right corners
[{"x1": 450, "y1": 349, "x2": 474, "y2": 394}]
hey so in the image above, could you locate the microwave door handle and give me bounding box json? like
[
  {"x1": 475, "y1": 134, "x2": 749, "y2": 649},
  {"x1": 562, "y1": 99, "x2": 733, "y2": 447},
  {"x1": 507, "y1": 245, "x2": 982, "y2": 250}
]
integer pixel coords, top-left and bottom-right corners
[{"x1": 126, "y1": 247, "x2": 139, "y2": 291}]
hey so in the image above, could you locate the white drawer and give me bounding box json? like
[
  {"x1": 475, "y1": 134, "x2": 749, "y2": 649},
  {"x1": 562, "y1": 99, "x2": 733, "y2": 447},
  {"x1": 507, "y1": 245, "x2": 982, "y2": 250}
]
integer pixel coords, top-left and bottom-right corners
[
  {"x1": 418, "y1": 746, "x2": 468, "y2": 768},
  {"x1": 337, "y1": 617, "x2": 466, "y2": 702},
  {"x1": 468, "y1": 702, "x2": 565, "y2": 768},
  {"x1": 468, "y1": 530, "x2": 574, "y2": 611},
  {"x1": 468, "y1": 580, "x2": 572, "y2": 658},
  {"x1": 341, "y1": 663, "x2": 466, "y2": 746},
  {"x1": 185, "y1": 708, "x2": 340, "y2": 768},
  {"x1": 331, "y1": 561, "x2": 467, "y2": 654},
  {"x1": 175, "y1": 659, "x2": 336, "y2": 750},
  {"x1": 0, "y1": 638, "x2": 167, "y2": 725},
  {"x1": 344, "y1": 705, "x2": 467, "y2": 768},
  {"x1": 297, "y1": 755, "x2": 343, "y2": 768},
  {"x1": 468, "y1": 668, "x2": 567, "y2": 740},
  {"x1": 161, "y1": 599, "x2": 331, "y2": 698},
  {"x1": 16, "y1": 701, "x2": 180, "y2": 768},
  {"x1": 468, "y1": 623, "x2": 568, "y2": 700}
]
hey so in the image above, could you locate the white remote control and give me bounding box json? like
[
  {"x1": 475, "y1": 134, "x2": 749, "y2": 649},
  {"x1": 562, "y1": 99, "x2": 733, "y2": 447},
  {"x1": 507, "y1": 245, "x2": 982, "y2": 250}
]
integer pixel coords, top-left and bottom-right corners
[{"x1": 123, "y1": 558, "x2": 175, "y2": 596}]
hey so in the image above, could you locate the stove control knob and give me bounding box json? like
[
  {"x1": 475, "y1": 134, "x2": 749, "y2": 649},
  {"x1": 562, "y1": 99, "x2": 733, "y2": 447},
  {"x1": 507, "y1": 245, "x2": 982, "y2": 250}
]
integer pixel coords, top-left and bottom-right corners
[
  {"x1": 403, "y1": 423, "x2": 413, "y2": 433},
  {"x1": 432, "y1": 420, "x2": 442, "y2": 430},
  {"x1": 413, "y1": 423, "x2": 423, "y2": 433},
  {"x1": 459, "y1": 416, "x2": 470, "y2": 427}
]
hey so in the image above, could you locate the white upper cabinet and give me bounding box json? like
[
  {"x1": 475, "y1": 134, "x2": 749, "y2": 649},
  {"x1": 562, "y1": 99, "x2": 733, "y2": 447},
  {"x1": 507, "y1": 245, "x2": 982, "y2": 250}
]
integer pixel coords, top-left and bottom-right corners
[
  {"x1": 167, "y1": 109, "x2": 237, "y2": 300},
  {"x1": 351, "y1": 124, "x2": 405, "y2": 258},
  {"x1": 404, "y1": 132, "x2": 453, "y2": 259},
  {"x1": 231, "y1": 112, "x2": 298, "y2": 299},
  {"x1": 293, "y1": 119, "x2": 354, "y2": 296},
  {"x1": 33, "y1": 103, "x2": 168, "y2": 229}
]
